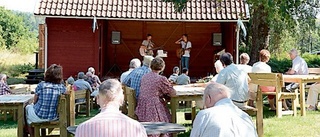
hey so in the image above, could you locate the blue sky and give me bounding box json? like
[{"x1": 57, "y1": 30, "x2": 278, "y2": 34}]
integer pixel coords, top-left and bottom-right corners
[{"x1": 0, "y1": 0, "x2": 37, "y2": 13}]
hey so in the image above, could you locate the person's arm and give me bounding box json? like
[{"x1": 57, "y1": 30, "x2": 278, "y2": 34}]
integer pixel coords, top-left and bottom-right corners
[
  {"x1": 286, "y1": 68, "x2": 296, "y2": 75},
  {"x1": 34, "y1": 94, "x2": 38, "y2": 103},
  {"x1": 175, "y1": 38, "x2": 182, "y2": 44},
  {"x1": 186, "y1": 41, "x2": 192, "y2": 50},
  {"x1": 216, "y1": 70, "x2": 227, "y2": 85}
]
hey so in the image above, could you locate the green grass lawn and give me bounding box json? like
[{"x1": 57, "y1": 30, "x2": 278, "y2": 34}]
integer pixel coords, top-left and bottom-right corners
[{"x1": 1, "y1": 107, "x2": 320, "y2": 137}]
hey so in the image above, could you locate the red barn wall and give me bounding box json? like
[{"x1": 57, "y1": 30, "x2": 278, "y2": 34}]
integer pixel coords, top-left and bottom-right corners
[
  {"x1": 106, "y1": 20, "x2": 234, "y2": 78},
  {"x1": 45, "y1": 18, "x2": 236, "y2": 79},
  {"x1": 46, "y1": 18, "x2": 99, "y2": 78}
]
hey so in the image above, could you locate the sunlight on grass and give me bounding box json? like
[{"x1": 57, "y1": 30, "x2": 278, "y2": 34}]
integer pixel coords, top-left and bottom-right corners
[
  {"x1": 1, "y1": 108, "x2": 320, "y2": 137},
  {"x1": 0, "y1": 50, "x2": 35, "y2": 66}
]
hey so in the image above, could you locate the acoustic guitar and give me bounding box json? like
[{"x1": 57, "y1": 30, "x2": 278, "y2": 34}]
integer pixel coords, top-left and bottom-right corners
[
  {"x1": 140, "y1": 45, "x2": 164, "y2": 56},
  {"x1": 176, "y1": 48, "x2": 185, "y2": 58}
]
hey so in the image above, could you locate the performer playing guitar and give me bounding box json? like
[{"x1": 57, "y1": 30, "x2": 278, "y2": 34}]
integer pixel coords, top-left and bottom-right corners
[
  {"x1": 140, "y1": 34, "x2": 155, "y2": 56},
  {"x1": 175, "y1": 34, "x2": 192, "y2": 69}
]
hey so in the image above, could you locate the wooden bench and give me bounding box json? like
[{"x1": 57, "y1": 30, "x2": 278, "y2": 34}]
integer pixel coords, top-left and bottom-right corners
[
  {"x1": 124, "y1": 86, "x2": 137, "y2": 120},
  {"x1": 31, "y1": 94, "x2": 71, "y2": 137},
  {"x1": 74, "y1": 89, "x2": 90, "y2": 117},
  {"x1": 249, "y1": 73, "x2": 299, "y2": 117}
]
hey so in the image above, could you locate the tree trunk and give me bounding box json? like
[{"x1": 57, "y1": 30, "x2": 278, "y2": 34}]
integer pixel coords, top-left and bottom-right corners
[{"x1": 249, "y1": 4, "x2": 270, "y2": 65}]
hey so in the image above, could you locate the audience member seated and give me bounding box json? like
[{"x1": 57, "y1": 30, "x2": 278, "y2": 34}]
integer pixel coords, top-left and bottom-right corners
[
  {"x1": 73, "y1": 72, "x2": 92, "y2": 92},
  {"x1": 136, "y1": 57, "x2": 176, "y2": 137},
  {"x1": 285, "y1": 49, "x2": 308, "y2": 92},
  {"x1": 85, "y1": 72, "x2": 100, "y2": 97},
  {"x1": 190, "y1": 83, "x2": 257, "y2": 137},
  {"x1": 216, "y1": 53, "x2": 249, "y2": 109},
  {"x1": 306, "y1": 83, "x2": 320, "y2": 111},
  {"x1": 73, "y1": 72, "x2": 92, "y2": 103},
  {"x1": 236, "y1": 53, "x2": 252, "y2": 73},
  {"x1": 210, "y1": 60, "x2": 224, "y2": 82},
  {"x1": 66, "y1": 76, "x2": 75, "y2": 85},
  {"x1": 120, "y1": 58, "x2": 141, "y2": 83},
  {"x1": 88, "y1": 67, "x2": 102, "y2": 85},
  {"x1": 75, "y1": 79, "x2": 147, "y2": 137},
  {"x1": 123, "y1": 56, "x2": 154, "y2": 98},
  {"x1": 25, "y1": 64, "x2": 67, "y2": 137},
  {"x1": 176, "y1": 68, "x2": 190, "y2": 85},
  {"x1": 0, "y1": 74, "x2": 12, "y2": 95},
  {"x1": 250, "y1": 49, "x2": 288, "y2": 110},
  {"x1": 168, "y1": 66, "x2": 179, "y2": 84}
]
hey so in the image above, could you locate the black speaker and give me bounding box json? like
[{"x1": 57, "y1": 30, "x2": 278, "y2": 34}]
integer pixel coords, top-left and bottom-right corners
[
  {"x1": 111, "y1": 31, "x2": 121, "y2": 44},
  {"x1": 213, "y1": 33, "x2": 222, "y2": 46}
]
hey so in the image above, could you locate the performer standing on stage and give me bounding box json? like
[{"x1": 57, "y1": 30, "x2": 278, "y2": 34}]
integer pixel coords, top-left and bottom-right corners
[
  {"x1": 140, "y1": 34, "x2": 154, "y2": 56},
  {"x1": 175, "y1": 34, "x2": 192, "y2": 69}
]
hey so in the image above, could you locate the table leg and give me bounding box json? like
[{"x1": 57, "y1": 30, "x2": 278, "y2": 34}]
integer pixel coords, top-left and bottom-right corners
[
  {"x1": 191, "y1": 101, "x2": 196, "y2": 123},
  {"x1": 171, "y1": 97, "x2": 178, "y2": 123},
  {"x1": 300, "y1": 82, "x2": 306, "y2": 116},
  {"x1": 256, "y1": 89, "x2": 263, "y2": 137},
  {"x1": 17, "y1": 105, "x2": 24, "y2": 137}
]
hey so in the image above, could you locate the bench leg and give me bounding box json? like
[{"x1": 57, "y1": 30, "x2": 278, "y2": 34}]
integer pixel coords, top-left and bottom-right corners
[
  {"x1": 41, "y1": 128, "x2": 46, "y2": 137},
  {"x1": 34, "y1": 126, "x2": 40, "y2": 137}
]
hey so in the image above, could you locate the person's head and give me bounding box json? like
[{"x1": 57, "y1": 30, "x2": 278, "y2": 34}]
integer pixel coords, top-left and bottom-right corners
[
  {"x1": 239, "y1": 53, "x2": 250, "y2": 65},
  {"x1": 219, "y1": 52, "x2": 233, "y2": 67},
  {"x1": 44, "y1": 64, "x2": 63, "y2": 84},
  {"x1": 147, "y1": 34, "x2": 152, "y2": 40},
  {"x1": 97, "y1": 79, "x2": 124, "y2": 108},
  {"x1": 150, "y1": 57, "x2": 165, "y2": 72},
  {"x1": 129, "y1": 58, "x2": 141, "y2": 69},
  {"x1": 182, "y1": 68, "x2": 188, "y2": 75},
  {"x1": 203, "y1": 83, "x2": 231, "y2": 108},
  {"x1": 86, "y1": 72, "x2": 93, "y2": 77},
  {"x1": 0, "y1": 74, "x2": 7, "y2": 82},
  {"x1": 259, "y1": 49, "x2": 271, "y2": 63},
  {"x1": 77, "y1": 72, "x2": 85, "y2": 79},
  {"x1": 214, "y1": 60, "x2": 223, "y2": 74},
  {"x1": 88, "y1": 67, "x2": 95, "y2": 75},
  {"x1": 289, "y1": 49, "x2": 299, "y2": 60},
  {"x1": 66, "y1": 76, "x2": 75, "y2": 85},
  {"x1": 182, "y1": 34, "x2": 188, "y2": 41},
  {"x1": 142, "y1": 56, "x2": 154, "y2": 67},
  {"x1": 173, "y1": 66, "x2": 180, "y2": 74}
]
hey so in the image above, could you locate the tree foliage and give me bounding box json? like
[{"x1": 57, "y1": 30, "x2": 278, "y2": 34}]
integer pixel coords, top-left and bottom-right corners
[
  {"x1": 0, "y1": 6, "x2": 39, "y2": 53},
  {"x1": 165, "y1": 0, "x2": 320, "y2": 63}
]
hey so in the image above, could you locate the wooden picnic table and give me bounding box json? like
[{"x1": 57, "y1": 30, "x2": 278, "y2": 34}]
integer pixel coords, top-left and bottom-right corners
[
  {"x1": 67, "y1": 122, "x2": 186, "y2": 136},
  {"x1": 0, "y1": 94, "x2": 34, "y2": 137},
  {"x1": 283, "y1": 75, "x2": 320, "y2": 116},
  {"x1": 171, "y1": 85, "x2": 204, "y2": 123}
]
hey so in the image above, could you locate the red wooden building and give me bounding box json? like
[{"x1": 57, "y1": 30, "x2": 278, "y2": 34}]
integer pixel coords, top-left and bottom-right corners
[{"x1": 34, "y1": 0, "x2": 249, "y2": 79}]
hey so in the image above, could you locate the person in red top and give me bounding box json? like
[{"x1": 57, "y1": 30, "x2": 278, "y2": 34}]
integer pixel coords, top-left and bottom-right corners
[{"x1": 136, "y1": 57, "x2": 176, "y2": 137}]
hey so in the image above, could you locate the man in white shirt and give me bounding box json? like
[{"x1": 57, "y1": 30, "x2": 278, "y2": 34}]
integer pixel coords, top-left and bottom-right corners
[
  {"x1": 216, "y1": 53, "x2": 249, "y2": 109},
  {"x1": 120, "y1": 58, "x2": 141, "y2": 83},
  {"x1": 285, "y1": 49, "x2": 308, "y2": 92},
  {"x1": 190, "y1": 83, "x2": 257, "y2": 137},
  {"x1": 175, "y1": 34, "x2": 192, "y2": 69},
  {"x1": 236, "y1": 53, "x2": 252, "y2": 73}
]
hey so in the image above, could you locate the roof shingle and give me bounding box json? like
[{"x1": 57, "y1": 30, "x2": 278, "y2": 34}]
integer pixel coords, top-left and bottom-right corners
[{"x1": 34, "y1": 0, "x2": 250, "y2": 21}]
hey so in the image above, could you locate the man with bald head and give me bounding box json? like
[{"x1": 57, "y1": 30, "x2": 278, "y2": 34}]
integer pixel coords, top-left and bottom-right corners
[{"x1": 190, "y1": 83, "x2": 257, "y2": 137}]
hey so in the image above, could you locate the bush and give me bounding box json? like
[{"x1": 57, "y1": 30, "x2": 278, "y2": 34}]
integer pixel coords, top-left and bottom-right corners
[
  {"x1": 9, "y1": 63, "x2": 34, "y2": 77},
  {"x1": 268, "y1": 54, "x2": 320, "y2": 73}
]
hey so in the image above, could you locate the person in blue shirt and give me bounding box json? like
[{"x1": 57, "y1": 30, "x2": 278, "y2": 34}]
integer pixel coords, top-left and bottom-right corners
[{"x1": 123, "y1": 56, "x2": 154, "y2": 98}]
